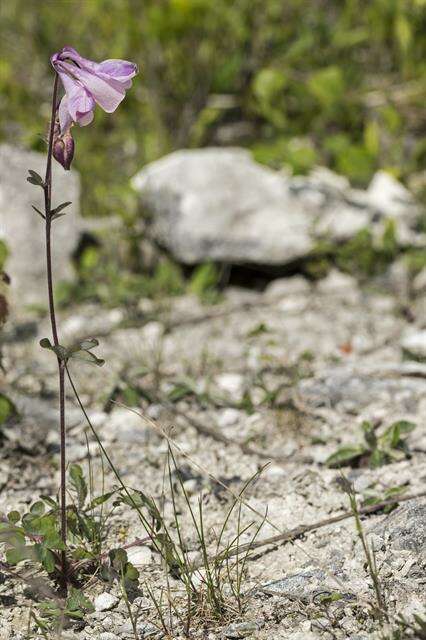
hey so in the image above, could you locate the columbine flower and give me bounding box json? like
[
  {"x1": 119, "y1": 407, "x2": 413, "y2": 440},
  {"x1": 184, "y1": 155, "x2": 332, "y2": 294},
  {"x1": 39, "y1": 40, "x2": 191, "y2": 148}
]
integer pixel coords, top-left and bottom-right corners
[{"x1": 51, "y1": 46, "x2": 138, "y2": 134}]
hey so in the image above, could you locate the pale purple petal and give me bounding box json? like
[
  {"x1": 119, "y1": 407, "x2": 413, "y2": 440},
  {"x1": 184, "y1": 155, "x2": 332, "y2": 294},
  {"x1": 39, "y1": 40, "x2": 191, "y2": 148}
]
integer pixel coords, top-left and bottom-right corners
[
  {"x1": 58, "y1": 60, "x2": 126, "y2": 113},
  {"x1": 56, "y1": 69, "x2": 96, "y2": 128},
  {"x1": 51, "y1": 46, "x2": 138, "y2": 124},
  {"x1": 58, "y1": 95, "x2": 73, "y2": 134}
]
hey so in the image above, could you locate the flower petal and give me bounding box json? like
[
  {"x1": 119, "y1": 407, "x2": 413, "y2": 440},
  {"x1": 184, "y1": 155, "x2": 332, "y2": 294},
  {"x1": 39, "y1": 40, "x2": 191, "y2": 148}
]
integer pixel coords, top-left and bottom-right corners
[
  {"x1": 58, "y1": 61, "x2": 126, "y2": 113},
  {"x1": 58, "y1": 95, "x2": 73, "y2": 134}
]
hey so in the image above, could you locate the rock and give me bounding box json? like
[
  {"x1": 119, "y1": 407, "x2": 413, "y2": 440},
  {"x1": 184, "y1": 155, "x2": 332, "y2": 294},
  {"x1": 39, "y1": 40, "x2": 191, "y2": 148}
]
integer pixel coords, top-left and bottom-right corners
[
  {"x1": 367, "y1": 170, "x2": 417, "y2": 219},
  {"x1": 127, "y1": 545, "x2": 152, "y2": 566},
  {"x1": 94, "y1": 592, "x2": 119, "y2": 612},
  {"x1": 265, "y1": 276, "x2": 311, "y2": 299},
  {"x1": 388, "y1": 258, "x2": 410, "y2": 300},
  {"x1": 372, "y1": 500, "x2": 426, "y2": 554},
  {"x1": 217, "y1": 407, "x2": 241, "y2": 428},
  {"x1": 132, "y1": 148, "x2": 312, "y2": 265},
  {"x1": 0, "y1": 144, "x2": 82, "y2": 306},
  {"x1": 103, "y1": 407, "x2": 150, "y2": 444},
  {"x1": 263, "y1": 569, "x2": 338, "y2": 603},
  {"x1": 132, "y1": 149, "x2": 422, "y2": 267},
  {"x1": 215, "y1": 372, "x2": 245, "y2": 401},
  {"x1": 298, "y1": 365, "x2": 426, "y2": 413},
  {"x1": 223, "y1": 621, "x2": 261, "y2": 638},
  {"x1": 401, "y1": 330, "x2": 426, "y2": 362},
  {"x1": 316, "y1": 269, "x2": 359, "y2": 296},
  {"x1": 413, "y1": 267, "x2": 426, "y2": 295}
]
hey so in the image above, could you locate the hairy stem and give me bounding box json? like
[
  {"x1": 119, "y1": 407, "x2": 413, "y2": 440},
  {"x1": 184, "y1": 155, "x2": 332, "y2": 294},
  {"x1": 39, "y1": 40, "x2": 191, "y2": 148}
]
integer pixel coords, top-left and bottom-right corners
[{"x1": 43, "y1": 73, "x2": 67, "y2": 590}]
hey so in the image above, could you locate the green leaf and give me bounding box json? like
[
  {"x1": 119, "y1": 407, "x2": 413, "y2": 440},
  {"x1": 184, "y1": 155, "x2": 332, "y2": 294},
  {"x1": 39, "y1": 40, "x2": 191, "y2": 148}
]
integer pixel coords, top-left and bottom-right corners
[
  {"x1": 124, "y1": 561, "x2": 139, "y2": 582},
  {"x1": 78, "y1": 337, "x2": 99, "y2": 350},
  {"x1": 6, "y1": 545, "x2": 36, "y2": 565},
  {"x1": 7, "y1": 511, "x2": 20, "y2": 524},
  {"x1": 51, "y1": 201, "x2": 72, "y2": 216},
  {"x1": 69, "y1": 350, "x2": 105, "y2": 367},
  {"x1": 39, "y1": 338, "x2": 69, "y2": 361},
  {"x1": 109, "y1": 547, "x2": 128, "y2": 570},
  {"x1": 87, "y1": 491, "x2": 115, "y2": 510},
  {"x1": 67, "y1": 587, "x2": 94, "y2": 613},
  {"x1": 40, "y1": 495, "x2": 58, "y2": 509},
  {"x1": 35, "y1": 544, "x2": 56, "y2": 573},
  {"x1": 326, "y1": 445, "x2": 366, "y2": 468},
  {"x1": 43, "y1": 530, "x2": 66, "y2": 550},
  {"x1": 369, "y1": 448, "x2": 388, "y2": 468},
  {"x1": 31, "y1": 205, "x2": 46, "y2": 220},
  {"x1": 27, "y1": 170, "x2": 44, "y2": 187},
  {"x1": 380, "y1": 420, "x2": 415, "y2": 449},
  {"x1": 0, "y1": 394, "x2": 17, "y2": 425},
  {"x1": 308, "y1": 66, "x2": 345, "y2": 108},
  {"x1": 30, "y1": 501, "x2": 45, "y2": 516},
  {"x1": 69, "y1": 464, "x2": 88, "y2": 508}
]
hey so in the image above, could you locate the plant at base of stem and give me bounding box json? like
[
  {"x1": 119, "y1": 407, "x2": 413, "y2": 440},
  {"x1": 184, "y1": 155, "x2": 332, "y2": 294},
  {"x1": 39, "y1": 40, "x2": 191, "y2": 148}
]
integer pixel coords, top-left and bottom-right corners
[{"x1": 26, "y1": 47, "x2": 138, "y2": 593}]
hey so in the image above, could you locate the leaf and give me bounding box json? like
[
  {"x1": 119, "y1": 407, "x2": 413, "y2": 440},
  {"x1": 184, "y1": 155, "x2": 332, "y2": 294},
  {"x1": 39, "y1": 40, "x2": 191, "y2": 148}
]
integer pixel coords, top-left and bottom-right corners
[
  {"x1": 7, "y1": 511, "x2": 20, "y2": 524},
  {"x1": 78, "y1": 337, "x2": 99, "y2": 350},
  {"x1": 51, "y1": 201, "x2": 72, "y2": 216},
  {"x1": 124, "y1": 561, "x2": 139, "y2": 583},
  {"x1": 380, "y1": 420, "x2": 415, "y2": 449},
  {"x1": 109, "y1": 547, "x2": 128, "y2": 570},
  {"x1": 39, "y1": 338, "x2": 69, "y2": 361},
  {"x1": 43, "y1": 530, "x2": 66, "y2": 551},
  {"x1": 0, "y1": 394, "x2": 17, "y2": 425},
  {"x1": 69, "y1": 464, "x2": 88, "y2": 508},
  {"x1": 6, "y1": 545, "x2": 36, "y2": 565},
  {"x1": 35, "y1": 544, "x2": 56, "y2": 573},
  {"x1": 67, "y1": 587, "x2": 94, "y2": 613},
  {"x1": 31, "y1": 205, "x2": 46, "y2": 220},
  {"x1": 26, "y1": 170, "x2": 44, "y2": 187},
  {"x1": 325, "y1": 445, "x2": 366, "y2": 468},
  {"x1": 30, "y1": 501, "x2": 45, "y2": 516},
  {"x1": 69, "y1": 350, "x2": 105, "y2": 367},
  {"x1": 87, "y1": 491, "x2": 115, "y2": 510},
  {"x1": 40, "y1": 495, "x2": 58, "y2": 509},
  {"x1": 362, "y1": 421, "x2": 377, "y2": 449}
]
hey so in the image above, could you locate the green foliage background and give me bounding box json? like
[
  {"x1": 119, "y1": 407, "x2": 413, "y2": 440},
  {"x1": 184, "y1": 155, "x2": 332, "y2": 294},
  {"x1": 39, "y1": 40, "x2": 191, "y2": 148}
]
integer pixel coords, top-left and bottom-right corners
[{"x1": 1, "y1": 0, "x2": 425, "y2": 220}]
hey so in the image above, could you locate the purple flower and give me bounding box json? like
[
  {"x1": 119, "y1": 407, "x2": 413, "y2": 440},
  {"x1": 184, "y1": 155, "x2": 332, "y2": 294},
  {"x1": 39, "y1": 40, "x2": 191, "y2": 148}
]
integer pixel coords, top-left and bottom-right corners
[{"x1": 51, "y1": 46, "x2": 138, "y2": 134}]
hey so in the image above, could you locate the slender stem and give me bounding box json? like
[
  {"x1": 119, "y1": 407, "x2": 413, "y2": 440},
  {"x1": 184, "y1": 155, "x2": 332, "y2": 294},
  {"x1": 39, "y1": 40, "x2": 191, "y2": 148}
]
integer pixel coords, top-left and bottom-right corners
[{"x1": 43, "y1": 73, "x2": 67, "y2": 590}]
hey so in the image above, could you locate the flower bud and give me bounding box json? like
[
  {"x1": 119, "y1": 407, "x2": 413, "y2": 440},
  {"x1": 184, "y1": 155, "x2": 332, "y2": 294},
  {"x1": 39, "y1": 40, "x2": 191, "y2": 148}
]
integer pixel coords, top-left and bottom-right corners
[{"x1": 53, "y1": 126, "x2": 74, "y2": 170}]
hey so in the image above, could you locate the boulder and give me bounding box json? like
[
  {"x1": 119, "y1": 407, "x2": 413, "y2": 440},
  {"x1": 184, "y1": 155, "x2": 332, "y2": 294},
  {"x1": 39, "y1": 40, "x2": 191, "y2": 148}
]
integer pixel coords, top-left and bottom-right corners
[
  {"x1": 0, "y1": 144, "x2": 82, "y2": 306},
  {"x1": 132, "y1": 148, "x2": 422, "y2": 266}
]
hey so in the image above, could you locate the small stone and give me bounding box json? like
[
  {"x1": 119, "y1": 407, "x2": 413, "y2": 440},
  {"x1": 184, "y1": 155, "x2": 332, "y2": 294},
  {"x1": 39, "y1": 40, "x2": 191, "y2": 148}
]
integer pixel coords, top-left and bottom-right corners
[
  {"x1": 217, "y1": 408, "x2": 241, "y2": 428},
  {"x1": 127, "y1": 545, "x2": 153, "y2": 566},
  {"x1": 265, "y1": 276, "x2": 310, "y2": 299},
  {"x1": 413, "y1": 267, "x2": 426, "y2": 294},
  {"x1": 94, "y1": 592, "x2": 119, "y2": 612},
  {"x1": 223, "y1": 621, "x2": 260, "y2": 638},
  {"x1": 316, "y1": 269, "x2": 358, "y2": 295},
  {"x1": 215, "y1": 373, "x2": 245, "y2": 401},
  {"x1": 401, "y1": 330, "x2": 426, "y2": 362},
  {"x1": 99, "y1": 633, "x2": 118, "y2": 640}
]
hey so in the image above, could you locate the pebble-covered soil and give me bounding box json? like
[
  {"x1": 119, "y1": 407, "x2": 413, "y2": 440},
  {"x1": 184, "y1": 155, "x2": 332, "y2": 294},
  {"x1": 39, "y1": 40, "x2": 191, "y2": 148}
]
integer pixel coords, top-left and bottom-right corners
[{"x1": 1, "y1": 269, "x2": 426, "y2": 639}]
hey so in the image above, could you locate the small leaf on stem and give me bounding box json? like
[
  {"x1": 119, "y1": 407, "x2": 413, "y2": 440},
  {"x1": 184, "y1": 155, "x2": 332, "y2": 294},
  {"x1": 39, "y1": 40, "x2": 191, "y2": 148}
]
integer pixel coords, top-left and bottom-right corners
[
  {"x1": 51, "y1": 201, "x2": 72, "y2": 216},
  {"x1": 27, "y1": 170, "x2": 44, "y2": 187}
]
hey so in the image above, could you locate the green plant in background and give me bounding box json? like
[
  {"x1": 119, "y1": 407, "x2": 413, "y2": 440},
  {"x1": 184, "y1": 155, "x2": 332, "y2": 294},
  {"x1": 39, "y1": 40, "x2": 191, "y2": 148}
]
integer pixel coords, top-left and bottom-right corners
[
  {"x1": 326, "y1": 419, "x2": 416, "y2": 469},
  {"x1": 1, "y1": 0, "x2": 425, "y2": 224}
]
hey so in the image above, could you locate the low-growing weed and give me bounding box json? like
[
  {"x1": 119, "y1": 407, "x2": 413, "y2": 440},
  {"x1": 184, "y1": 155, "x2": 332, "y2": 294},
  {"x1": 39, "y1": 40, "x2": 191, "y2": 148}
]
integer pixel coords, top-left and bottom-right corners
[{"x1": 326, "y1": 420, "x2": 415, "y2": 468}]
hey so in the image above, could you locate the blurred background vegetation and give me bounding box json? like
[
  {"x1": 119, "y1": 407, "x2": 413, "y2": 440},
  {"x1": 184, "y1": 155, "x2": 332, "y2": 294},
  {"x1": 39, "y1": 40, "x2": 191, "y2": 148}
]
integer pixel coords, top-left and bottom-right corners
[
  {"x1": 1, "y1": 0, "x2": 425, "y2": 222},
  {"x1": 1, "y1": 0, "x2": 425, "y2": 308}
]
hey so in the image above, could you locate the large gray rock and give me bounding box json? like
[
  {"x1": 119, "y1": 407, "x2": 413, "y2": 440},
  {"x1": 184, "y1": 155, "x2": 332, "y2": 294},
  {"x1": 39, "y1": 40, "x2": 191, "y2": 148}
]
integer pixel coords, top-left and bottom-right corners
[
  {"x1": 132, "y1": 148, "x2": 422, "y2": 266},
  {"x1": 0, "y1": 144, "x2": 82, "y2": 306}
]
